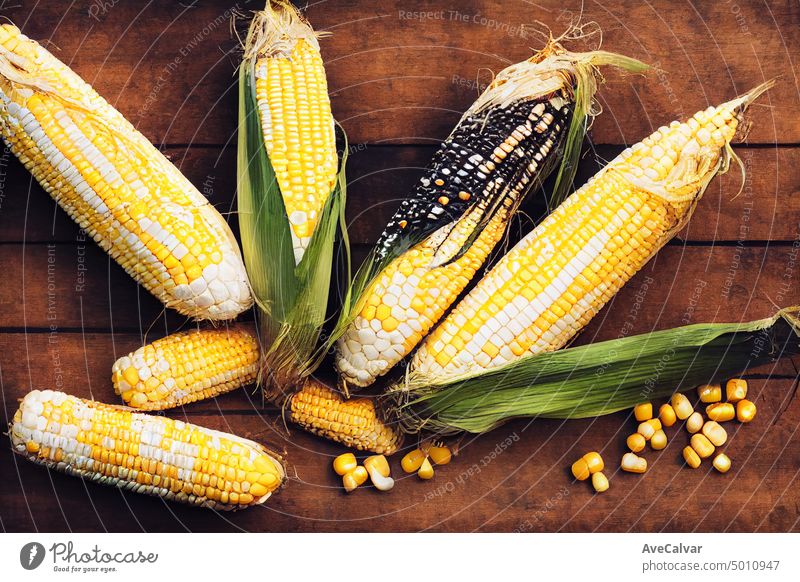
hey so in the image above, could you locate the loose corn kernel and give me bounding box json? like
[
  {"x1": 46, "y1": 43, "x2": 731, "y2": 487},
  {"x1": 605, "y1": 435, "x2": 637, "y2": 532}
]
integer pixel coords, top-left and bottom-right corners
[
  {"x1": 686, "y1": 412, "x2": 704, "y2": 434},
  {"x1": 428, "y1": 445, "x2": 452, "y2": 465},
  {"x1": 343, "y1": 466, "x2": 369, "y2": 493},
  {"x1": 571, "y1": 458, "x2": 591, "y2": 481},
  {"x1": 671, "y1": 393, "x2": 693, "y2": 420},
  {"x1": 418, "y1": 458, "x2": 434, "y2": 480},
  {"x1": 713, "y1": 453, "x2": 732, "y2": 473},
  {"x1": 634, "y1": 402, "x2": 653, "y2": 421},
  {"x1": 697, "y1": 384, "x2": 722, "y2": 403},
  {"x1": 659, "y1": 403, "x2": 677, "y2": 427},
  {"x1": 627, "y1": 433, "x2": 646, "y2": 453},
  {"x1": 690, "y1": 433, "x2": 715, "y2": 458},
  {"x1": 582, "y1": 452, "x2": 604, "y2": 474},
  {"x1": 702, "y1": 421, "x2": 728, "y2": 446},
  {"x1": 706, "y1": 402, "x2": 735, "y2": 422},
  {"x1": 364, "y1": 455, "x2": 394, "y2": 491},
  {"x1": 333, "y1": 453, "x2": 358, "y2": 476},
  {"x1": 592, "y1": 472, "x2": 609, "y2": 493},
  {"x1": 651, "y1": 429, "x2": 667, "y2": 450},
  {"x1": 621, "y1": 452, "x2": 647, "y2": 473},
  {"x1": 638, "y1": 418, "x2": 662, "y2": 440},
  {"x1": 736, "y1": 399, "x2": 757, "y2": 423},
  {"x1": 726, "y1": 379, "x2": 748, "y2": 403},
  {"x1": 683, "y1": 446, "x2": 702, "y2": 469},
  {"x1": 401, "y1": 449, "x2": 426, "y2": 473}
]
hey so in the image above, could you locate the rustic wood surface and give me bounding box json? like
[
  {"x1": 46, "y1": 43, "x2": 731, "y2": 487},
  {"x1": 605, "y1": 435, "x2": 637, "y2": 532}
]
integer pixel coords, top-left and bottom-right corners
[{"x1": 1, "y1": 0, "x2": 798, "y2": 532}]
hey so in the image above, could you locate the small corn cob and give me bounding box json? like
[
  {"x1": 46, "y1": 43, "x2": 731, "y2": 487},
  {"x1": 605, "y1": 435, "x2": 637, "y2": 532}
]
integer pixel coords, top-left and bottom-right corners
[
  {"x1": 112, "y1": 325, "x2": 260, "y2": 410},
  {"x1": 335, "y1": 44, "x2": 642, "y2": 388},
  {"x1": 10, "y1": 390, "x2": 285, "y2": 510},
  {"x1": 287, "y1": 380, "x2": 402, "y2": 455},
  {"x1": 247, "y1": 1, "x2": 337, "y2": 264},
  {"x1": 411, "y1": 83, "x2": 772, "y2": 379},
  {"x1": 0, "y1": 24, "x2": 252, "y2": 320}
]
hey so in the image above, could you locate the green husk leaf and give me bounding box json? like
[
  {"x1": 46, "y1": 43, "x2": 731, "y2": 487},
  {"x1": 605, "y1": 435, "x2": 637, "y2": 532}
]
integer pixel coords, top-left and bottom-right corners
[
  {"x1": 237, "y1": 55, "x2": 348, "y2": 400},
  {"x1": 549, "y1": 51, "x2": 648, "y2": 207},
  {"x1": 390, "y1": 307, "x2": 800, "y2": 434}
]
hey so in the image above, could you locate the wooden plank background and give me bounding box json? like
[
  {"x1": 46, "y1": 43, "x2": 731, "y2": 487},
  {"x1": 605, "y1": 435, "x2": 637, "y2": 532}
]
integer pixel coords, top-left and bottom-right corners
[{"x1": 1, "y1": 0, "x2": 798, "y2": 532}]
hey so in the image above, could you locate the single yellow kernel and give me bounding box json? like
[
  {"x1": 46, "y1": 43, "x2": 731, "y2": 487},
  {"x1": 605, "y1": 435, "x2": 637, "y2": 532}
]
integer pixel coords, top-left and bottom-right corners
[
  {"x1": 343, "y1": 466, "x2": 369, "y2": 493},
  {"x1": 706, "y1": 402, "x2": 735, "y2": 422},
  {"x1": 712, "y1": 453, "x2": 731, "y2": 473},
  {"x1": 686, "y1": 411, "x2": 704, "y2": 434},
  {"x1": 364, "y1": 455, "x2": 390, "y2": 478},
  {"x1": 702, "y1": 421, "x2": 727, "y2": 446},
  {"x1": 592, "y1": 471, "x2": 609, "y2": 493},
  {"x1": 690, "y1": 433, "x2": 715, "y2": 459},
  {"x1": 726, "y1": 378, "x2": 748, "y2": 403},
  {"x1": 634, "y1": 402, "x2": 653, "y2": 421},
  {"x1": 621, "y1": 452, "x2": 647, "y2": 474},
  {"x1": 650, "y1": 429, "x2": 667, "y2": 450},
  {"x1": 398, "y1": 220, "x2": 407, "y2": 229},
  {"x1": 626, "y1": 433, "x2": 646, "y2": 453},
  {"x1": 571, "y1": 458, "x2": 591, "y2": 481},
  {"x1": 401, "y1": 449, "x2": 426, "y2": 473},
  {"x1": 736, "y1": 399, "x2": 757, "y2": 423},
  {"x1": 697, "y1": 384, "x2": 722, "y2": 403},
  {"x1": 428, "y1": 445, "x2": 452, "y2": 465},
  {"x1": 582, "y1": 451, "x2": 604, "y2": 474},
  {"x1": 438, "y1": 196, "x2": 449, "y2": 205},
  {"x1": 333, "y1": 452, "x2": 358, "y2": 476},
  {"x1": 418, "y1": 458, "x2": 434, "y2": 480},
  {"x1": 671, "y1": 393, "x2": 694, "y2": 420},
  {"x1": 658, "y1": 404, "x2": 677, "y2": 427},
  {"x1": 683, "y1": 446, "x2": 702, "y2": 469}
]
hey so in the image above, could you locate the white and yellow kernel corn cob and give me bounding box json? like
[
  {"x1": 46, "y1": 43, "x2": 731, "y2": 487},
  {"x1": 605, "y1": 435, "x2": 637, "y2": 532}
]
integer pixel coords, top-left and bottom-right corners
[
  {"x1": 112, "y1": 326, "x2": 260, "y2": 410},
  {"x1": 0, "y1": 24, "x2": 252, "y2": 320},
  {"x1": 411, "y1": 83, "x2": 772, "y2": 379},
  {"x1": 10, "y1": 390, "x2": 285, "y2": 510},
  {"x1": 249, "y1": 1, "x2": 337, "y2": 264}
]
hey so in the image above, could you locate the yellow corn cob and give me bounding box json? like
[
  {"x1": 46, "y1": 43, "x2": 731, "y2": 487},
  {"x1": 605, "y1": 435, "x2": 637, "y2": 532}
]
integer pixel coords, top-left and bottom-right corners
[
  {"x1": 250, "y1": 1, "x2": 337, "y2": 264},
  {"x1": 411, "y1": 83, "x2": 772, "y2": 379},
  {"x1": 287, "y1": 380, "x2": 402, "y2": 455},
  {"x1": 112, "y1": 326, "x2": 260, "y2": 410},
  {"x1": 0, "y1": 24, "x2": 252, "y2": 320},
  {"x1": 10, "y1": 390, "x2": 285, "y2": 510}
]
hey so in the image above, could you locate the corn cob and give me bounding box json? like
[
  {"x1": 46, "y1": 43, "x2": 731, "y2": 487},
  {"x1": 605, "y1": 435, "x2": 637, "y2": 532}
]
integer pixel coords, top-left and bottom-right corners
[
  {"x1": 335, "y1": 44, "x2": 645, "y2": 389},
  {"x1": 0, "y1": 24, "x2": 252, "y2": 320},
  {"x1": 287, "y1": 380, "x2": 402, "y2": 455},
  {"x1": 246, "y1": 0, "x2": 337, "y2": 264},
  {"x1": 112, "y1": 325, "x2": 260, "y2": 410},
  {"x1": 410, "y1": 83, "x2": 772, "y2": 380},
  {"x1": 10, "y1": 390, "x2": 285, "y2": 510}
]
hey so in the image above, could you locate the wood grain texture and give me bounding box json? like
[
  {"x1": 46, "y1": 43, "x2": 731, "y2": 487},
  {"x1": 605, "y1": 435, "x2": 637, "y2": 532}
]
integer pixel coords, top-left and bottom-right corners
[
  {"x1": 2, "y1": 378, "x2": 798, "y2": 532},
  {"x1": 0, "y1": 0, "x2": 795, "y2": 144},
  {"x1": 0, "y1": 0, "x2": 798, "y2": 533}
]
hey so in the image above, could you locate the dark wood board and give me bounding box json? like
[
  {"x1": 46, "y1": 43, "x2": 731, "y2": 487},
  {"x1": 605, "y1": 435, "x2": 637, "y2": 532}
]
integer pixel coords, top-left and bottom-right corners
[{"x1": 0, "y1": 0, "x2": 798, "y2": 533}]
